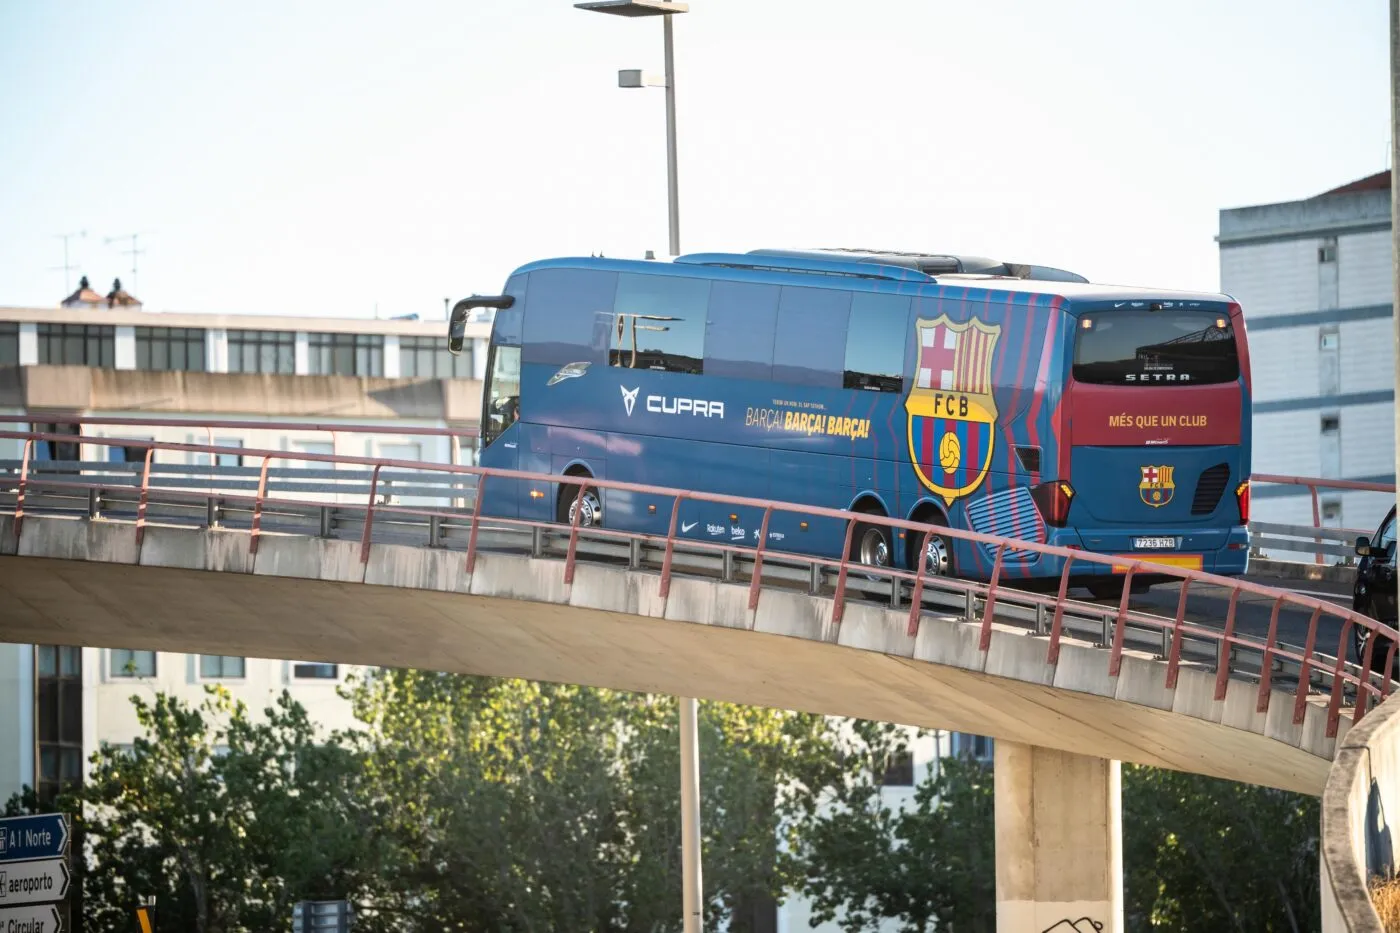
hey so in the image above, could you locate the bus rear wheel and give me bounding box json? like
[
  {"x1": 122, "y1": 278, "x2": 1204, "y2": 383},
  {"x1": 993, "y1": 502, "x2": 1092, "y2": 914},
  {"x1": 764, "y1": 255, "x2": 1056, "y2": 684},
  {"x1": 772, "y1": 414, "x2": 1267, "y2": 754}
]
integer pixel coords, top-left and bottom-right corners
[
  {"x1": 910, "y1": 513, "x2": 954, "y2": 578},
  {"x1": 557, "y1": 479, "x2": 601, "y2": 528}
]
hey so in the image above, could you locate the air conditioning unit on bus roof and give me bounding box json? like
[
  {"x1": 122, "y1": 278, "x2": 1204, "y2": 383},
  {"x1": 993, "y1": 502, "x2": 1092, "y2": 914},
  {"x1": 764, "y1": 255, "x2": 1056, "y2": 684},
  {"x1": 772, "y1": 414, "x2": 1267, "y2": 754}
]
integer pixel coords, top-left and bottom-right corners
[{"x1": 747, "y1": 248, "x2": 1089, "y2": 284}]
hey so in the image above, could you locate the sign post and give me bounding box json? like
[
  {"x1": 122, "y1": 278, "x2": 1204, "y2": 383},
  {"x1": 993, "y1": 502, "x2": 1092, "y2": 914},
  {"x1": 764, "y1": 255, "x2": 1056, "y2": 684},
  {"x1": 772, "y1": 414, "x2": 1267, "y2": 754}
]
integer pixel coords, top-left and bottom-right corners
[{"x1": 0, "y1": 813, "x2": 72, "y2": 933}]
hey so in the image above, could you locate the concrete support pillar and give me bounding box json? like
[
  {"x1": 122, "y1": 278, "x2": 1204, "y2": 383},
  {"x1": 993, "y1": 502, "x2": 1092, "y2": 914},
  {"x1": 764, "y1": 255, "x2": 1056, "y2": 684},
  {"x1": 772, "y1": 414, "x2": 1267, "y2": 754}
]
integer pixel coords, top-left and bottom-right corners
[{"x1": 995, "y1": 741, "x2": 1123, "y2": 933}]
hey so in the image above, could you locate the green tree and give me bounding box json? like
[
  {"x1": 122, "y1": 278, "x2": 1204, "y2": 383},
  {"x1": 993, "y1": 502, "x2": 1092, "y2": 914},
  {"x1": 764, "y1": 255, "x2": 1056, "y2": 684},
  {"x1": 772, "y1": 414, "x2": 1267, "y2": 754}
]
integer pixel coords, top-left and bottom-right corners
[
  {"x1": 63, "y1": 686, "x2": 387, "y2": 933},
  {"x1": 344, "y1": 669, "x2": 844, "y2": 933},
  {"x1": 1122, "y1": 764, "x2": 1320, "y2": 932},
  {"x1": 785, "y1": 725, "x2": 995, "y2": 933}
]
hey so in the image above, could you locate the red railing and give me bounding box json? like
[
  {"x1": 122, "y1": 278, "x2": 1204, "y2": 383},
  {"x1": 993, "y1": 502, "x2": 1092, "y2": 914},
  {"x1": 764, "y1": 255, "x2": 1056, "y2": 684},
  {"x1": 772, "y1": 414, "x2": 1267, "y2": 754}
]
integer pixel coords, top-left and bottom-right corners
[
  {"x1": 3, "y1": 425, "x2": 1398, "y2": 739},
  {"x1": 1250, "y1": 473, "x2": 1396, "y2": 565}
]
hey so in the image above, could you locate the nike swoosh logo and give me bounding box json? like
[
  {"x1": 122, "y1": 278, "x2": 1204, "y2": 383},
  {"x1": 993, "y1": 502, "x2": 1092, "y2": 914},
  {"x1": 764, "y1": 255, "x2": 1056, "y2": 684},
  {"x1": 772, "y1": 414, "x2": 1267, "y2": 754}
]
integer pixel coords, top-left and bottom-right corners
[{"x1": 681, "y1": 521, "x2": 698, "y2": 533}]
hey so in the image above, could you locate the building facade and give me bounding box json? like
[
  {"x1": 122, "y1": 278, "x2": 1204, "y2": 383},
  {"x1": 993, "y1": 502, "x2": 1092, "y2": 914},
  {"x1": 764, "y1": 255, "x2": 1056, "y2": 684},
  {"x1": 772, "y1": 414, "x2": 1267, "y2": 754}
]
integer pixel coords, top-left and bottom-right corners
[
  {"x1": 1218, "y1": 170, "x2": 1395, "y2": 547},
  {"x1": 0, "y1": 295, "x2": 493, "y2": 807}
]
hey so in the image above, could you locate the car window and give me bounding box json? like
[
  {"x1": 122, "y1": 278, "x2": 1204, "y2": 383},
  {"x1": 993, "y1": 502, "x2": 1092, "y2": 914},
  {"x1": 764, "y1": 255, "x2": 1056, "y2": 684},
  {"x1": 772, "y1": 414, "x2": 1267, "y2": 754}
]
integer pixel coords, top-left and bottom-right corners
[{"x1": 1378, "y1": 513, "x2": 1397, "y2": 565}]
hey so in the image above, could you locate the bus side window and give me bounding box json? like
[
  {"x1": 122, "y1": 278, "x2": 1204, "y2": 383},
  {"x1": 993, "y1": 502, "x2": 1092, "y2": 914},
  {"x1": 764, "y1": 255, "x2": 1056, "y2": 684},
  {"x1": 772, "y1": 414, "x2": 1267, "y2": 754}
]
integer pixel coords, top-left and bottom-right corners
[
  {"x1": 704, "y1": 280, "x2": 780, "y2": 381},
  {"x1": 773, "y1": 286, "x2": 852, "y2": 388},
  {"x1": 611, "y1": 273, "x2": 710, "y2": 374},
  {"x1": 844, "y1": 292, "x2": 910, "y2": 393},
  {"x1": 521, "y1": 268, "x2": 618, "y2": 366}
]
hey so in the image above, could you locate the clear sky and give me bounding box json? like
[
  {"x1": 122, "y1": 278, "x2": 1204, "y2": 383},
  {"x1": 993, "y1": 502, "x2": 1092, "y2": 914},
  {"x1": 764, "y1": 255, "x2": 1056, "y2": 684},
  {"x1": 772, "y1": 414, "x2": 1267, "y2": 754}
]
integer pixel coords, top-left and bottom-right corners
[{"x1": 0, "y1": 0, "x2": 1387, "y2": 320}]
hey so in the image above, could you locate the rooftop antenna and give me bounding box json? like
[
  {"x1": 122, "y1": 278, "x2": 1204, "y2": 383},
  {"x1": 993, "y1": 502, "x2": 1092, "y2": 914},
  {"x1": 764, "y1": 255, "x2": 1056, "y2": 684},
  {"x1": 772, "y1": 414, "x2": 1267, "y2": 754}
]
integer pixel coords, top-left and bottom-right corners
[
  {"x1": 104, "y1": 232, "x2": 150, "y2": 293},
  {"x1": 51, "y1": 230, "x2": 87, "y2": 293}
]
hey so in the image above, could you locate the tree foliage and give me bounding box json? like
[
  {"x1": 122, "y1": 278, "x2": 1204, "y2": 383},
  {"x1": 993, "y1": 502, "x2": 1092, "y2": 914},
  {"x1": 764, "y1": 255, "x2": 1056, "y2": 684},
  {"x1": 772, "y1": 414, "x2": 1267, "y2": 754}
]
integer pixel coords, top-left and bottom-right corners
[
  {"x1": 3, "y1": 673, "x2": 1328, "y2": 933},
  {"x1": 785, "y1": 722, "x2": 993, "y2": 933},
  {"x1": 1122, "y1": 764, "x2": 1320, "y2": 932}
]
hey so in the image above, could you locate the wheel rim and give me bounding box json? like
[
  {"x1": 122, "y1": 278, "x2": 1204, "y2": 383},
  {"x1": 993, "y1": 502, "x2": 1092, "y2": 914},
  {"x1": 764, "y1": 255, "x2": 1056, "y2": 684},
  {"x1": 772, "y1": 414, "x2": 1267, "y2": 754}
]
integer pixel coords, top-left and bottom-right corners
[
  {"x1": 923, "y1": 535, "x2": 950, "y2": 576},
  {"x1": 568, "y1": 491, "x2": 602, "y2": 527},
  {"x1": 858, "y1": 527, "x2": 889, "y2": 568}
]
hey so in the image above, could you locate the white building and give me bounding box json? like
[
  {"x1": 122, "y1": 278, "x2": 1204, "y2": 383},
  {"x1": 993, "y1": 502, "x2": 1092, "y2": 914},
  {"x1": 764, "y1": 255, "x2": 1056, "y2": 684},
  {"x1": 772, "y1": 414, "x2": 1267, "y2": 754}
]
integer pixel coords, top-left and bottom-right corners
[
  {"x1": 0, "y1": 284, "x2": 492, "y2": 806},
  {"x1": 1218, "y1": 170, "x2": 1395, "y2": 546}
]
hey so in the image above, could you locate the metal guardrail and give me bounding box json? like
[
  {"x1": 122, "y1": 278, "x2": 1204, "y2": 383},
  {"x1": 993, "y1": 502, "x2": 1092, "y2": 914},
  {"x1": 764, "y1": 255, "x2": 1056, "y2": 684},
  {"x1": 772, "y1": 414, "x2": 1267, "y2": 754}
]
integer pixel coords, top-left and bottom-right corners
[
  {"x1": 0, "y1": 424, "x2": 1397, "y2": 740},
  {"x1": 1249, "y1": 474, "x2": 1396, "y2": 566}
]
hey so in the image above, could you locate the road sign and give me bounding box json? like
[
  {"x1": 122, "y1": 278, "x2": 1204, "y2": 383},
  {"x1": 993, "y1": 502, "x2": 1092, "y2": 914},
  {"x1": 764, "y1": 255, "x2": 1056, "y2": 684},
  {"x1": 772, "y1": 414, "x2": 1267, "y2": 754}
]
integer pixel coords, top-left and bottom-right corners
[
  {"x1": 0, "y1": 903, "x2": 62, "y2": 933},
  {"x1": 0, "y1": 815, "x2": 69, "y2": 863},
  {"x1": 0, "y1": 858, "x2": 70, "y2": 906}
]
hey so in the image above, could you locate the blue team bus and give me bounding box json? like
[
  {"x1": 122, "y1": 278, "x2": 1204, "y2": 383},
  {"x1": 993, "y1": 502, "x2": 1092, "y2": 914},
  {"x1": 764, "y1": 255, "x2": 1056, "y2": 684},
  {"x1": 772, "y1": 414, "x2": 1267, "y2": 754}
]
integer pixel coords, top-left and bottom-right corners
[{"x1": 447, "y1": 248, "x2": 1252, "y2": 595}]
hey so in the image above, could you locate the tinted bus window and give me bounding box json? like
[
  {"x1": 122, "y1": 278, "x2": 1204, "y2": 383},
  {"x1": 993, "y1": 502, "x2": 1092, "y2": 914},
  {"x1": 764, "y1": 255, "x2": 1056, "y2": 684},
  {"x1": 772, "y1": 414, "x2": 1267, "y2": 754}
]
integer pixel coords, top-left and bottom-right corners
[
  {"x1": 844, "y1": 292, "x2": 910, "y2": 393},
  {"x1": 611, "y1": 273, "x2": 709, "y2": 374},
  {"x1": 705, "y1": 280, "x2": 780, "y2": 381},
  {"x1": 523, "y1": 269, "x2": 618, "y2": 365},
  {"x1": 1073, "y1": 310, "x2": 1239, "y2": 386},
  {"x1": 773, "y1": 286, "x2": 852, "y2": 388}
]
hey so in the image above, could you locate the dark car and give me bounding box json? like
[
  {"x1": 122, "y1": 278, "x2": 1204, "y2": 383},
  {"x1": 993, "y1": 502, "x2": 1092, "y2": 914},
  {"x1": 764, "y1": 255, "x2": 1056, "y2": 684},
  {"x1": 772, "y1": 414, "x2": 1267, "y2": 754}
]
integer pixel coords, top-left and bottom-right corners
[{"x1": 1353, "y1": 505, "x2": 1397, "y2": 674}]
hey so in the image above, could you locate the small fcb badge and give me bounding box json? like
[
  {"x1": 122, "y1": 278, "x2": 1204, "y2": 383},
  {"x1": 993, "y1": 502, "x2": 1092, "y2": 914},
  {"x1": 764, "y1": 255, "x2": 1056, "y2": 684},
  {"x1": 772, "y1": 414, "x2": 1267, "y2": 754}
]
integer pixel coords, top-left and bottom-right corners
[{"x1": 1139, "y1": 465, "x2": 1175, "y2": 508}]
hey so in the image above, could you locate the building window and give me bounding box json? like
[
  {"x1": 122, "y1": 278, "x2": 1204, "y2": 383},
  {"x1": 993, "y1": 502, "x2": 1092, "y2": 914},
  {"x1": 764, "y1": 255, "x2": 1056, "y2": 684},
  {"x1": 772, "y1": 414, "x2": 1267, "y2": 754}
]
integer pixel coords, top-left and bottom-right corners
[
  {"x1": 200, "y1": 655, "x2": 246, "y2": 679},
  {"x1": 399, "y1": 335, "x2": 473, "y2": 379},
  {"x1": 878, "y1": 749, "x2": 915, "y2": 787},
  {"x1": 36, "y1": 645, "x2": 83, "y2": 805},
  {"x1": 292, "y1": 661, "x2": 338, "y2": 680},
  {"x1": 135, "y1": 326, "x2": 207, "y2": 372},
  {"x1": 37, "y1": 323, "x2": 116, "y2": 367},
  {"x1": 952, "y1": 732, "x2": 993, "y2": 762},
  {"x1": 110, "y1": 648, "x2": 156, "y2": 677},
  {"x1": 1321, "y1": 414, "x2": 1341, "y2": 435},
  {"x1": 228, "y1": 330, "x2": 295, "y2": 374},
  {"x1": 309, "y1": 333, "x2": 384, "y2": 377},
  {"x1": 0, "y1": 322, "x2": 17, "y2": 365},
  {"x1": 1318, "y1": 238, "x2": 1338, "y2": 263}
]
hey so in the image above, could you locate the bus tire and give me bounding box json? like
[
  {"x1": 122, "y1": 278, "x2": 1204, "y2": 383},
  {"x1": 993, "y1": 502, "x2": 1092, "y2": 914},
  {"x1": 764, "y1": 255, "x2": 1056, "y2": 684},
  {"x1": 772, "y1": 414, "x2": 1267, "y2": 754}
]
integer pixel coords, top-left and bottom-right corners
[
  {"x1": 557, "y1": 477, "x2": 602, "y2": 528},
  {"x1": 849, "y1": 517, "x2": 893, "y2": 576},
  {"x1": 910, "y1": 511, "x2": 955, "y2": 578}
]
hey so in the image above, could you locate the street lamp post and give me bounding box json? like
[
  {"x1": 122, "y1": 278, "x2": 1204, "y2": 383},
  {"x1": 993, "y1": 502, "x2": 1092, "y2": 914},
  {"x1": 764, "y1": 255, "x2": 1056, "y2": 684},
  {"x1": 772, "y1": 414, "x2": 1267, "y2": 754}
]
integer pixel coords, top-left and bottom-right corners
[
  {"x1": 576, "y1": 0, "x2": 688, "y2": 257},
  {"x1": 574, "y1": 10, "x2": 697, "y2": 932}
]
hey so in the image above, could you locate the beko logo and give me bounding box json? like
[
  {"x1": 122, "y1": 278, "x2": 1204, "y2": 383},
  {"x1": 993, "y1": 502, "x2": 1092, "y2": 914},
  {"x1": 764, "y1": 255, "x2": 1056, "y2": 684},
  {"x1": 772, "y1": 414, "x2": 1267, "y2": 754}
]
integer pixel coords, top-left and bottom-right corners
[{"x1": 620, "y1": 386, "x2": 724, "y2": 419}]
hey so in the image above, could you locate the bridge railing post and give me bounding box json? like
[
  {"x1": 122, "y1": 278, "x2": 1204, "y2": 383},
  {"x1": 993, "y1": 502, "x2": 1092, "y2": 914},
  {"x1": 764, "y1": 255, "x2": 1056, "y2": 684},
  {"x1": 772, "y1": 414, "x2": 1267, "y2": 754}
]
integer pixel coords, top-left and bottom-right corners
[
  {"x1": 1108, "y1": 565, "x2": 1136, "y2": 676},
  {"x1": 906, "y1": 527, "x2": 936, "y2": 637},
  {"x1": 747, "y1": 506, "x2": 774, "y2": 611},
  {"x1": 658, "y1": 492, "x2": 685, "y2": 598},
  {"x1": 1254, "y1": 597, "x2": 1285, "y2": 713},
  {"x1": 13, "y1": 438, "x2": 32, "y2": 540},
  {"x1": 135, "y1": 446, "x2": 155, "y2": 547},
  {"x1": 359, "y1": 463, "x2": 383, "y2": 564},
  {"x1": 249, "y1": 456, "x2": 271, "y2": 556},
  {"x1": 1213, "y1": 590, "x2": 1241, "y2": 701},
  {"x1": 1291, "y1": 606, "x2": 1323, "y2": 725},
  {"x1": 979, "y1": 546, "x2": 1005, "y2": 651},
  {"x1": 1326, "y1": 618, "x2": 1355, "y2": 737},
  {"x1": 1046, "y1": 554, "x2": 1075, "y2": 665},
  {"x1": 832, "y1": 518, "x2": 857, "y2": 625},
  {"x1": 1164, "y1": 579, "x2": 1191, "y2": 689},
  {"x1": 465, "y1": 474, "x2": 486, "y2": 573}
]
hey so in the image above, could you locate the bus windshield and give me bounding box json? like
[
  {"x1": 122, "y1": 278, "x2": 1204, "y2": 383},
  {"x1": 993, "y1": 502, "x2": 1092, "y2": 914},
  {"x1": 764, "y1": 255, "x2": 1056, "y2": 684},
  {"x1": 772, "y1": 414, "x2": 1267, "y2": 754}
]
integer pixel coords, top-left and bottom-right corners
[{"x1": 1072, "y1": 310, "x2": 1239, "y2": 386}]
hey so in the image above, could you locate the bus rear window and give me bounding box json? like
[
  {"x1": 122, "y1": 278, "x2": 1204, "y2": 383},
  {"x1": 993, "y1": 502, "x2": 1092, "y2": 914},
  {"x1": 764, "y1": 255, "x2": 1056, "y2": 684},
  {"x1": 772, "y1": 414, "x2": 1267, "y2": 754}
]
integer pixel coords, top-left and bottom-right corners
[{"x1": 1072, "y1": 310, "x2": 1239, "y2": 386}]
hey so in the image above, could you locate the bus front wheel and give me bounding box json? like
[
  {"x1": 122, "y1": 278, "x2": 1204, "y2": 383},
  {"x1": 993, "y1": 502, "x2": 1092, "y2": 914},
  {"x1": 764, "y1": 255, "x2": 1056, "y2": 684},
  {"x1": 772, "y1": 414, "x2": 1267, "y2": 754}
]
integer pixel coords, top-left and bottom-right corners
[
  {"x1": 557, "y1": 480, "x2": 602, "y2": 528},
  {"x1": 911, "y1": 513, "x2": 954, "y2": 578},
  {"x1": 853, "y1": 522, "x2": 892, "y2": 570}
]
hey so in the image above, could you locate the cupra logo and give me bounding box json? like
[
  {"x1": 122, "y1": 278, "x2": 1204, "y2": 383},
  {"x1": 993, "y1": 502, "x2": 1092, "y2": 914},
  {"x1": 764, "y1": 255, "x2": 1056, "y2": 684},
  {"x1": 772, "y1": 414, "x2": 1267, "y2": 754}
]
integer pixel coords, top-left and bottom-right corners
[{"x1": 621, "y1": 386, "x2": 640, "y2": 417}]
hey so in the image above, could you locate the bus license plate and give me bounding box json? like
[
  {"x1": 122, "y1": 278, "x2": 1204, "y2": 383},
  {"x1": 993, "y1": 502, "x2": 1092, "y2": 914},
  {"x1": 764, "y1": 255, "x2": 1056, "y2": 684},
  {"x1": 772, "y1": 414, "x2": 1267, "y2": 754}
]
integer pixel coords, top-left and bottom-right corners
[{"x1": 1133, "y1": 537, "x2": 1177, "y2": 550}]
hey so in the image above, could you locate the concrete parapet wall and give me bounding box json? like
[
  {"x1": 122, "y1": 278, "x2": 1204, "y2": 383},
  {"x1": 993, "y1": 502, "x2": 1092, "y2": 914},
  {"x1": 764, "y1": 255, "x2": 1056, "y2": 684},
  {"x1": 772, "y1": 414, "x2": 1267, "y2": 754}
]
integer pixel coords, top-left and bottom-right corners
[
  {"x1": 1321, "y1": 694, "x2": 1400, "y2": 930},
  {"x1": 0, "y1": 515, "x2": 1348, "y2": 795}
]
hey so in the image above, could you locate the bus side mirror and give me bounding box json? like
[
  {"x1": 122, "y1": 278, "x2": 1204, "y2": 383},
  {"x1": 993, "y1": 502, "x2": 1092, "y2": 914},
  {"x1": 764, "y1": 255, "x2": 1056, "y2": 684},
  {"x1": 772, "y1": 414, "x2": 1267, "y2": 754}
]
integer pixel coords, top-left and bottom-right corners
[
  {"x1": 447, "y1": 307, "x2": 469, "y2": 356},
  {"x1": 1356, "y1": 536, "x2": 1372, "y2": 557}
]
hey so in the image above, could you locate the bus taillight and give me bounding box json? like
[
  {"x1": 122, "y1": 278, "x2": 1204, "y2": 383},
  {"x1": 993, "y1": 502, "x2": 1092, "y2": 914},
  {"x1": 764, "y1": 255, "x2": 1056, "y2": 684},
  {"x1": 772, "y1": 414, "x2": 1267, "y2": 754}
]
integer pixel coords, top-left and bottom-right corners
[
  {"x1": 1235, "y1": 481, "x2": 1251, "y2": 525},
  {"x1": 1031, "y1": 481, "x2": 1075, "y2": 527}
]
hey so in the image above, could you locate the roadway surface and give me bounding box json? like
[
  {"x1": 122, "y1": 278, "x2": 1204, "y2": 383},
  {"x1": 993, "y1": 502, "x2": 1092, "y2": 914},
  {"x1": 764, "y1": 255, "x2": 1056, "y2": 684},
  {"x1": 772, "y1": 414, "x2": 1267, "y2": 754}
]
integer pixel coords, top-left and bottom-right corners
[{"x1": 1087, "y1": 571, "x2": 1357, "y2": 660}]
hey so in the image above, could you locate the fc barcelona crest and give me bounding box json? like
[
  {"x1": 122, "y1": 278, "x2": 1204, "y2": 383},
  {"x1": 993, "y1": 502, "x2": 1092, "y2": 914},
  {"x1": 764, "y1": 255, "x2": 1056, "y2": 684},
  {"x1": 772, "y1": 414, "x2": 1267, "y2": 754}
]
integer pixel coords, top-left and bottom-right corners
[
  {"x1": 904, "y1": 315, "x2": 1002, "y2": 506},
  {"x1": 1139, "y1": 465, "x2": 1175, "y2": 507}
]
